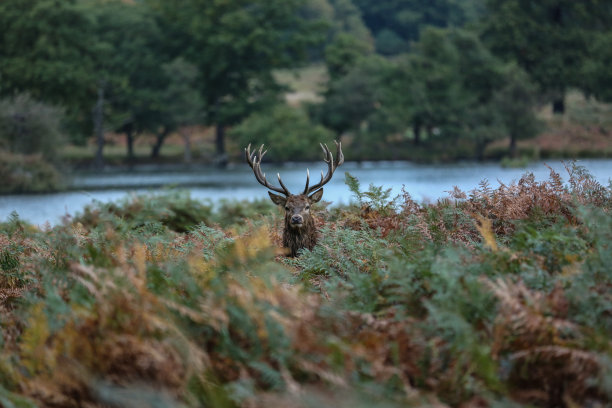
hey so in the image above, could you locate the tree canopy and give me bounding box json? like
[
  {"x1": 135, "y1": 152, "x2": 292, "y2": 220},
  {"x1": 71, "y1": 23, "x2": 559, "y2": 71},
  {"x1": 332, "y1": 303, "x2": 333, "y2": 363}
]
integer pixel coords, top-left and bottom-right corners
[
  {"x1": 0, "y1": 0, "x2": 610, "y2": 168},
  {"x1": 0, "y1": 0, "x2": 96, "y2": 130},
  {"x1": 482, "y1": 0, "x2": 612, "y2": 113},
  {"x1": 148, "y1": 0, "x2": 326, "y2": 162}
]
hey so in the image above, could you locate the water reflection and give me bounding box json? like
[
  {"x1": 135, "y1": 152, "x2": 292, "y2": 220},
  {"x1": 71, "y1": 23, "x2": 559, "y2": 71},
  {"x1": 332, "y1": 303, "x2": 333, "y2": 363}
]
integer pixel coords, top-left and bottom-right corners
[{"x1": 1, "y1": 159, "x2": 611, "y2": 226}]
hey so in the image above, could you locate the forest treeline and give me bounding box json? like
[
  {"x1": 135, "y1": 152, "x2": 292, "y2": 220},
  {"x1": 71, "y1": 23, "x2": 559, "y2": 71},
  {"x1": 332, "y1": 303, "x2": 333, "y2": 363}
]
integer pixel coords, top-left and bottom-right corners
[{"x1": 0, "y1": 0, "x2": 611, "y2": 188}]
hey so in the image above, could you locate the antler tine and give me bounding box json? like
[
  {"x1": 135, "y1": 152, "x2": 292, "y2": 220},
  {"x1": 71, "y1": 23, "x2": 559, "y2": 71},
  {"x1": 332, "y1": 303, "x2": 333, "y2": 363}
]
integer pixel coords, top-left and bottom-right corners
[
  {"x1": 335, "y1": 140, "x2": 344, "y2": 167},
  {"x1": 257, "y1": 144, "x2": 267, "y2": 161},
  {"x1": 244, "y1": 144, "x2": 291, "y2": 196},
  {"x1": 306, "y1": 141, "x2": 344, "y2": 195},
  {"x1": 277, "y1": 173, "x2": 290, "y2": 195},
  {"x1": 319, "y1": 143, "x2": 332, "y2": 164},
  {"x1": 302, "y1": 168, "x2": 310, "y2": 195}
]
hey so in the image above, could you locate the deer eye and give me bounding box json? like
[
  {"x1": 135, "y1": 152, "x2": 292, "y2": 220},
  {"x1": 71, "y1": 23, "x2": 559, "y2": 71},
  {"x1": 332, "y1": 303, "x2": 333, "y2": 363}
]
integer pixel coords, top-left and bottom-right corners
[
  {"x1": 305, "y1": 205, "x2": 310, "y2": 210},
  {"x1": 285, "y1": 206, "x2": 290, "y2": 211}
]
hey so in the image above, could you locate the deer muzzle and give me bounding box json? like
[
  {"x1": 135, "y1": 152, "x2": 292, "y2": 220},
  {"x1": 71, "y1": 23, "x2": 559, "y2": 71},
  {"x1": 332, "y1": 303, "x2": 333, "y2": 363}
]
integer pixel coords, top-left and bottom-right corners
[{"x1": 290, "y1": 215, "x2": 304, "y2": 227}]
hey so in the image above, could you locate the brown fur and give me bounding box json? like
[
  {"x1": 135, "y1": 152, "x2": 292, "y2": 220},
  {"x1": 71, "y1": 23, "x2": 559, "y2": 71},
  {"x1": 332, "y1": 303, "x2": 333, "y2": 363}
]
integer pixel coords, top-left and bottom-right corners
[
  {"x1": 283, "y1": 210, "x2": 317, "y2": 257},
  {"x1": 269, "y1": 190, "x2": 323, "y2": 257},
  {"x1": 246, "y1": 141, "x2": 343, "y2": 256}
]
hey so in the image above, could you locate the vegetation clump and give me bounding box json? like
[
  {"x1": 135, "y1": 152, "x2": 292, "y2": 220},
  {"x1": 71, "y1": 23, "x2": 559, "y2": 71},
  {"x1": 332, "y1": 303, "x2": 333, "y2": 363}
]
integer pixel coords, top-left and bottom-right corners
[{"x1": 0, "y1": 164, "x2": 611, "y2": 407}]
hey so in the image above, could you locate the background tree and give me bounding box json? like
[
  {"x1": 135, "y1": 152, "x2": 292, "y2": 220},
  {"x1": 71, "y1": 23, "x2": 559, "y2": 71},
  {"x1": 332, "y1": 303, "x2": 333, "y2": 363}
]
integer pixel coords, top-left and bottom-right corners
[
  {"x1": 0, "y1": 0, "x2": 96, "y2": 137},
  {"x1": 351, "y1": 0, "x2": 485, "y2": 54},
  {"x1": 0, "y1": 94, "x2": 65, "y2": 161},
  {"x1": 491, "y1": 64, "x2": 542, "y2": 158},
  {"x1": 315, "y1": 55, "x2": 390, "y2": 146},
  {"x1": 231, "y1": 104, "x2": 334, "y2": 162},
  {"x1": 380, "y1": 28, "x2": 466, "y2": 146},
  {"x1": 324, "y1": 33, "x2": 373, "y2": 80},
  {"x1": 481, "y1": 0, "x2": 612, "y2": 114},
  {"x1": 149, "y1": 0, "x2": 325, "y2": 166},
  {"x1": 580, "y1": 31, "x2": 612, "y2": 103},
  {"x1": 377, "y1": 28, "x2": 536, "y2": 159},
  {"x1": 88, "y1": 0, "x2": 168, "y2": 163},
  {"x1": 327, "y1": 0, "x2": 373, "y2": 45},
  {"x1": 153, "y1": 58, "x2": 205, "y2": 162},
  {"x1": 299, "y1": 0, "x2": 372, "y2": 60}
]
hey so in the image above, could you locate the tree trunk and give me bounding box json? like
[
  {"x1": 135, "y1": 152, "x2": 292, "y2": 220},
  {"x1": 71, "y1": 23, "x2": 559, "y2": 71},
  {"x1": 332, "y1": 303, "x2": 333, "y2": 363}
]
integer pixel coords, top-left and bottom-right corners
[
  {"x1": 476, "y1": 141, "x2": 486, "y2": 161},
  {"x1": 552, "y1": 97, "x2": 565, "y2": 115},
  {"x1": 124, "y1": 122, "x2": 135, "y2": 164},
  {"x1": 551, "y1": 84, "x2": 566, "y2": 114},
  {"x1": 151, "y1": 128, "x2": 169, "y2": 159},
  {"x1": 93, "y1": 84, "x2": 105, "y2": 169},
  {"x1": 550, "y1": 5, "x2": 565, "y2": 115},
  {"x1": 509, "y1": 133, "x2": 517, "y2": 158},
  {"x1": 426, "y1": 124, "x2": 434, "y2": 140},
  {"x1": 180, "y1": 128, "x2": 192, "y2": 164},
  {"x1": 215, "y1": 123, "x2": 228, "y2": 167},
  {"x1": 413, "y1": 120, "x2": 421, "y2": 146}
]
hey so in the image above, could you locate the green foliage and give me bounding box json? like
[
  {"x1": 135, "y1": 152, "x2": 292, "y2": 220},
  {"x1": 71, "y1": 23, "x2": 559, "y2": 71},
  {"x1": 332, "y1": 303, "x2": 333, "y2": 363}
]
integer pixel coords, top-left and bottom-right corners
[
  {"x1": 581, "y1": 31, "x2": 612, "y2": 103},
  {"x1": 0, "y1": 385, "x2": 37, "y2": 408},
  {"x1": 1, "y1": 0, "x2": 610, "y2": 165},
  {"x1": 490, "y1": 64, "x2": 542, "y2": 157},
  {"x1": 374, "y1": 28, "x2": 407, "y2": 55},
  {"x1": 213, "y1": 199, "x2": 276, "y2": 229},
  {"x1": 315, "y1": 54, "x2": 392, "y2": 153},
  {"x1": 76, "y1": 191, "x2": 213, "y2": 233},
  {"x1": 87, "y1": 1, "x2": 168, "y2": 139},
  {"x1": 159, "y1": 58, "x2": 205, "y2": 130},
  {"x1": 344, "y1": 172, "x2": 395, "y2": 213},
  {"x1": 0, "y1": 94, "x2": 66, "y2": 161},
  {"x1": 149, "y1": 0, "x2": 326, "y2": 156},
  {"x1": 0, "y1": 150, "x2": 63, "y2": 193},
  {"x1": 352, "y1": 0, "x2": 484, "y2": 54},
  {"x1": 481, "y1": 0, "x2": 612, "y2": 111},
  {"x1": 324, "y1": 32, "x2": 373, "y2": 80},
  {"x1": 299, "y1": 0, "x2": 373, "y2": 61},
  {"x1": 374, "y1": 27, "x2": 541, "y2": 159},
  {"x1": 0, "y1": 0, "x2": 96, "y2": 131},
  {"x1": 231, "y1": 104, "x2": 334, "y2": 161}
]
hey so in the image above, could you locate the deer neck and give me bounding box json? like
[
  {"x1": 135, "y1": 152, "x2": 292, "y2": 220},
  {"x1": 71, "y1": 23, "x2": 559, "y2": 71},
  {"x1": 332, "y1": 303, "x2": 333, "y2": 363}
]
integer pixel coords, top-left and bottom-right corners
[{"x1": 283, "y1": 216, "x2": 317, "y2": 256}]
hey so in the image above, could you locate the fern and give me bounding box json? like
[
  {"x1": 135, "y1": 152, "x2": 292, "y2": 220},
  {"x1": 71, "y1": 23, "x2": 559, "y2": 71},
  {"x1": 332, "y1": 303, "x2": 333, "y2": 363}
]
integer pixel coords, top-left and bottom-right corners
[
  {"x1": 345, "y1": 172, "x2": 363, "y2": 204},
  {"x1": 0, "y1": 249, "x2": 19, "y2": 273},
  {"x1": 0, "y1": 385, "x2": 37, "y2": 408},
  {"x1": 248, "y1": 361, "x2": 284, "y2": 390},
  {"x1": 345, "y1": 171, "x2": 397, "y2": 213},
  {"x1": 1, "y1": 167, "x2": 611, "y2": 407}
]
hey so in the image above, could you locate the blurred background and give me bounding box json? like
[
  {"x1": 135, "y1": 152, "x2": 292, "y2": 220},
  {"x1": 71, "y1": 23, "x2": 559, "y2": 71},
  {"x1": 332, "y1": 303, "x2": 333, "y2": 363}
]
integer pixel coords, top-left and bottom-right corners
[{"x1": 0, "y1": 0, "x2": 611, "y2": 223}]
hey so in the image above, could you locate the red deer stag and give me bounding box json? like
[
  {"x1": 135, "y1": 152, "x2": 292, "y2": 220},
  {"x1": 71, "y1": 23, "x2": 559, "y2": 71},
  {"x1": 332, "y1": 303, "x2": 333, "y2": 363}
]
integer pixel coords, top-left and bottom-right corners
[{"x1": 245, "y1": 142, "x2": 344, "y2": 257}]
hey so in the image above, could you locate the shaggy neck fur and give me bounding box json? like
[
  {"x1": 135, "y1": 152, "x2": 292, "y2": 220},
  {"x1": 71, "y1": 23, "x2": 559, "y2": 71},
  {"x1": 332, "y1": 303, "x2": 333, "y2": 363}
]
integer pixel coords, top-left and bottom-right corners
[{"x1": 283, "y1": 214, "x2": 317, "y2": 257}]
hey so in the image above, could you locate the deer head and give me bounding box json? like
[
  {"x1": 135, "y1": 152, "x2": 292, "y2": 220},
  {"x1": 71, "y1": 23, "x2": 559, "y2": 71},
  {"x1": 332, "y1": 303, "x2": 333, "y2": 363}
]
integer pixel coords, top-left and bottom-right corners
[{"x1": 245, "y1": 141, "x2": 344, "y2": 256}]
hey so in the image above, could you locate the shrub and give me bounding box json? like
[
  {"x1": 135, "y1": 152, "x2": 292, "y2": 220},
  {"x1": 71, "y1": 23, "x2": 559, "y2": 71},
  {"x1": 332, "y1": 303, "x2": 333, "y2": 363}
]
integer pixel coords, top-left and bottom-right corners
[
  {"x1": 0, "y1": 150, "x2": 63, "y2": 193},
  {"x1": 0, "y1": 93, "x2": 66, "y2": 161},
  {"x1": 230, "y1": 104, "x2": 335, "y2": 162}
]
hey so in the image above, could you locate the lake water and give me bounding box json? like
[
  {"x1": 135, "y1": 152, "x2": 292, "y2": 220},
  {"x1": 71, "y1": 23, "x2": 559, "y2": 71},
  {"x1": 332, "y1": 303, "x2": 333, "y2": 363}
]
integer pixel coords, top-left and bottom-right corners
[{"x1": 1, "y1": 159, "x2": 611, "y2": 226}]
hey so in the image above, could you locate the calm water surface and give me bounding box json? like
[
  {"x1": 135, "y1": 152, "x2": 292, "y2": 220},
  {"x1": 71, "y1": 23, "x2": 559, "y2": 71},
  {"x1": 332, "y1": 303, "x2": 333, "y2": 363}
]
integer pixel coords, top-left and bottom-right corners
[{"x1": 1, "y1": 159, "x2": 611, "y2": 226}]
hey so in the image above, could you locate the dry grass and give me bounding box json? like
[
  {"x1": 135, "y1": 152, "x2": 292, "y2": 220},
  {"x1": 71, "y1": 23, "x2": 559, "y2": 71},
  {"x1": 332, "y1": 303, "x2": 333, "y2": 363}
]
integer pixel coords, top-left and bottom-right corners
[{"x1": 273, "y1": 64, "x2": 328, "y2": 105}]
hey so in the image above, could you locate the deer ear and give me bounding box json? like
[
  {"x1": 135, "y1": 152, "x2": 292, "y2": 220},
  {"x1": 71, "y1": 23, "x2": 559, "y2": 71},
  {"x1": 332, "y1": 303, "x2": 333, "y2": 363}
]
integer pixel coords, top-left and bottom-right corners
[
  {"x1": 308, "y1": 189, "x2": 324, "y2": 203},
  {"x1": 268, "y1": 192, "x2": 287, "y2": 206}
]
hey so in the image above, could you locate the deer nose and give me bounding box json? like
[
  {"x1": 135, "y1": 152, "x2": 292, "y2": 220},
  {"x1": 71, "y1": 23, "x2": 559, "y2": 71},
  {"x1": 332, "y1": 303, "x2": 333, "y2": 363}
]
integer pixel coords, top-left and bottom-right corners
[{"x1": 291, "y1": 215, "x2": 303, "y2": 224}]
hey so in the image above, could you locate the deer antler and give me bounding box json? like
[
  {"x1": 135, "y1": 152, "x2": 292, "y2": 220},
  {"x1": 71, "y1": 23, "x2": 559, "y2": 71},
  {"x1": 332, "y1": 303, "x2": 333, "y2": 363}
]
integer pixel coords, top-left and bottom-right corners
[
  {"x1": 303, "y1": 141, "x2": 344, "y2": 195},
  {"x1": 245, "y1": 144, "x2": 291, "y2": 196}
]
